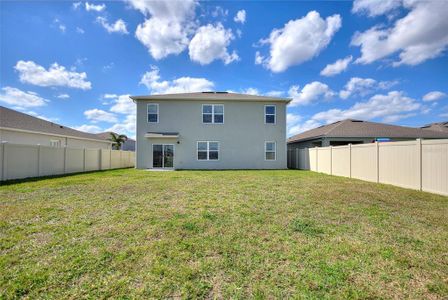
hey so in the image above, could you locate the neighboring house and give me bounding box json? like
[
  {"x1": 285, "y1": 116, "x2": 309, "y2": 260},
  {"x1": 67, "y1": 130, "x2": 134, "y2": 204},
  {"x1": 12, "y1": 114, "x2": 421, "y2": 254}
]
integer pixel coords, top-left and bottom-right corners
[
  {"x1": 0, "y1": 106, "x2": 113, "y2": 149},
  {"x1": 421, "y1": 121, "x2": 448, "y2": 133},
  {"x1": 95, "y1": 132, "x2": 136, "y2": 151},
  {"x1": 288, "y1": 119, "x2": 448, "y2": 150},
  {"x1": 131, "y1": 92, "x2": 291, "y2": 169}
]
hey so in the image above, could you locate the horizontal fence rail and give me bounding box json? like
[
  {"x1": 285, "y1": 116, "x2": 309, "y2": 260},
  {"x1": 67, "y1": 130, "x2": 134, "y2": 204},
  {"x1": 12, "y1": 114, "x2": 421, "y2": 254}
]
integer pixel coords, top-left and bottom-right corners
[
  {"x1": 0, "y1": 142, "x2": 135, "y2": 181},
  {"x1": 288, "y1": 139, "x2": 448, "y2": 196}
]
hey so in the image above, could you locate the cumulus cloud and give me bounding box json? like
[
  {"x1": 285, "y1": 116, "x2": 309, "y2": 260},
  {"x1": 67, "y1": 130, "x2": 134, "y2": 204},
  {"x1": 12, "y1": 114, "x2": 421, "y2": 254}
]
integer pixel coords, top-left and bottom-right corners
[
  {"x1": 84, "y1": 109, "x2": 118, "y2": 123},
  {"x1": 234, "y1": 10, "x2": 246, "y2": 24},
  {"x1": 288, "y1": 118, "x2": 321, "y2": 136},
  {"x1": 85, "y1": 2, "x2": 106, "y2": 12},
  {"x1": 423, "y1": 91, "x2": 446, "y2": 102},
  {"x1": 257, "y1": 11, "x2": 341, "y2": 72},
  {"x1": 15, "y1": 60, "x2": 92, "y2": 90},
  {"x1": 109, "y1": 94, "x2": 135, "y2": 115},
  {"x1": 189, "y1": 23, "x2": 239, "y2": 65},
  {"x1": 351, "y1": 1, "x2": 448, "y2": 66},
  {"x1": 320, "y1": 56, "x2": 352, "y2": 77},
  {"x1": 56, "y1": 93, "x2": 70, "y2": 99},
  {"x1": 73, "y1": 124, "x2": 102, "y2": 133},
  {"x1": 339, "y1": 77, "x2": 396, "y2": 99},
  {"x1": 288, "y1": 81, "x2": 335, "y2": 106},
  {"x1": 106, "y1": 114, "x2": 136, "y2": 139},
  {"x1": 132, "y1": 0, "x2": 197, "y2": 60},
  {"x1": 96, "y1": 17, "x2": 128, "y2": 34},
  {"x1": 140, "y1": 66, "x2": 214, "y2": 94},
  {"x1": 0, "y1": 86, "x2": 49, "y2": 108},
  {"x1": 352, "y1": 0, "x2": 402, "y2": 17}
]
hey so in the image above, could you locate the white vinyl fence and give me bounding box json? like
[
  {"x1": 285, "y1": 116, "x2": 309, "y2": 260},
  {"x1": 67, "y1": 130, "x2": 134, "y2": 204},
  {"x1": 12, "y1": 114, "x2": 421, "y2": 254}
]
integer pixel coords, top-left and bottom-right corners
[
  {"x1": 288, "y1": 139, "x2": 448, "y2": 196},
  {"x1": 0, "y1": 142, "x2": 135, "y2": 181}
]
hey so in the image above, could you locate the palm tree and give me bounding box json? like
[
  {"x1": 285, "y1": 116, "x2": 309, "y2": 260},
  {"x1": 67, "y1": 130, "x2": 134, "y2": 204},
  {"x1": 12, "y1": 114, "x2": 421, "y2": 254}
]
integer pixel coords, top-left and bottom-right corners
[{"x1": 109, "y1": 132, "x2": 128, "y2": 150}]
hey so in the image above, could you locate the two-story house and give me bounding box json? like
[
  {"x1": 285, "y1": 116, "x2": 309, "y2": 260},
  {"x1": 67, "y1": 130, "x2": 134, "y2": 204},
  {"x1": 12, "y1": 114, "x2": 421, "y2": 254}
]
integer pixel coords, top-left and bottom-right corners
[{"x1": 131, "y1": 92, "x2": 291, "y2": 169}]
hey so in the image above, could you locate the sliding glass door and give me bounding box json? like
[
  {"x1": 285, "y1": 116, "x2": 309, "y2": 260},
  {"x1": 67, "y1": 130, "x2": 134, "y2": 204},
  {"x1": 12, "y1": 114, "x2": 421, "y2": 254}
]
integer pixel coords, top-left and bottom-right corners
[{"x1": 152, "y1": 144, "x2": 174, "y2": 168}]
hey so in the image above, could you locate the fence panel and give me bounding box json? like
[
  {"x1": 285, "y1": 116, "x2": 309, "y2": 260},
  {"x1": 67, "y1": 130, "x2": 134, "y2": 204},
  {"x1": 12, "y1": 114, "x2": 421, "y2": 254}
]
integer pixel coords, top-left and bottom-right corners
[
  {"x1": 351, "y1": 144, "x2": 377, "y2": 183},
  {"x1": 40, "y1": 146, "x2": 65, "y2": 176},
  {"x1": 111, "y1": 150, "x2": 121, "y2": 169},
  {"x1": 66, "y1": 148, "x2": 84, "y2": 174},
  {"x1": 332, "y1": 146, "x2": 350, "y2": 177},
  {"x1": 4, "y1": 143, "x2": 39, "y2": 180},
  {"x1": 317, "y1": 147, "x2": 332, "y2": 174},
  {"x1": 378, "y1": 141, "x2": 419, "y2": 190},
  {"x1": 85, "y1": 149, "x2": 100, "y2": 172},
  {"x1": 422, "y1": 140, "x2": 448, "y2": 195},
  {"x1": 309, "y1": 148, "x2": 318, "y2": 171},
  {"x1": 101, "y1": 149, "x2": 111, "y2": 170},
  {"x1": 298, "y1": 148, "x2": 310, "y2": 170}
]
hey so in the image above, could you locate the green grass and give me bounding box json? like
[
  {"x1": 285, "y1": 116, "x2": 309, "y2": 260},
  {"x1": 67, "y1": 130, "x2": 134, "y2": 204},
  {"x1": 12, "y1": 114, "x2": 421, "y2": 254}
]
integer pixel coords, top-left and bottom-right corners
[{"x1": 1, "y1": 169, "x2": 447, "y2": 299}]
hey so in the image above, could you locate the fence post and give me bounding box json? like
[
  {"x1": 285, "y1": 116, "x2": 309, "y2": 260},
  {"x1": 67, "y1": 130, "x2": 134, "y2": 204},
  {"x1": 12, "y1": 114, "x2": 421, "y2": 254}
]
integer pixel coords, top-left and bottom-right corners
[
  {"x1": 417, "y1": 138, "x2": 422, "y2": 191},
  {"x1": 83, "y1": 148, "x2": 86, "y2": 172},
  {"x1": 99, "y1": 149, "x2": 103, "y2": 170},
  {"x1": 63, "y1": 146, "x2": 67, "y2": 174},
  {"x1": 330, "y1": 146, "x2": 333, "y2": 175},
  {"x1": 37, "y1": 144, "x2": 41, "y2": 176},
  {"x1": 110, "y1": 149, "x2": 112, "y2": 169},
  {"x1": 315, "y1": 146, "x2": 319, "y2": 172},
  {"x1": 376, "y1": 141, "x2": 379, "y2": 183},
  {"x1": 349, "y1": 143, "x2": 352, "y2": 178},
  {"x1": 1, "y1": 142, "x2": 6, "y2": 181}
]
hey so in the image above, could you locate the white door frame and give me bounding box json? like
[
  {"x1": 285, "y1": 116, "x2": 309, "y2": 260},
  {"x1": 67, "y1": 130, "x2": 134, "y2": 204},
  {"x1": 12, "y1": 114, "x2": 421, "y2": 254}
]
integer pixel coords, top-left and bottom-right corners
[{"x1": 152, "y1": 144, "x2": 175, "y2": 169}]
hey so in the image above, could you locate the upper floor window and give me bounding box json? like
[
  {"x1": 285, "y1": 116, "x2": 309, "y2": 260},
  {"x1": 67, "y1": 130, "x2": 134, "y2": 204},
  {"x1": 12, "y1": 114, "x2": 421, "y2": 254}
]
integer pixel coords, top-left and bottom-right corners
[
  {"x1": 197, "y1": 141, "x2": 219, "y2": 160},
  {"x1": 265, "y1": 141, "x2": 276, "y2": 160},
  {"x1": 202, "y1": 104, "x2": 224, "y2": 124},
  {"x1": 147, "y1": 103, "x2": 159, "y2": 123},
  {"x1": 50, "y1": 139, "x2": 61, "y2": 147},
  {"x1": 265, "y1": 105, "x2": 276, "y2": 124}
]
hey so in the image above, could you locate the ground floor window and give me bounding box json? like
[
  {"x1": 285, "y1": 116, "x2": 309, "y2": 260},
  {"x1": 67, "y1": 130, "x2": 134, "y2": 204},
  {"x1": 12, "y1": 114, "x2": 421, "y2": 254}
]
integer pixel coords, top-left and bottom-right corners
[
  {"x1": 197, "y1": 141, "x2": 219, "y2": 161},
  {"x1": 265, "y1": 141, "x2": 276, "y2": 160}
]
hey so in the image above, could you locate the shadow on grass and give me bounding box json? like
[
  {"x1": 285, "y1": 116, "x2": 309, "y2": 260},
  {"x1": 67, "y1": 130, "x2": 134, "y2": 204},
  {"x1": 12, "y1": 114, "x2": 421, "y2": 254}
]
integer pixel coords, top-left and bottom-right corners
[{"x1": 0, "y1": 167, "x2": 134, "y2": 186}]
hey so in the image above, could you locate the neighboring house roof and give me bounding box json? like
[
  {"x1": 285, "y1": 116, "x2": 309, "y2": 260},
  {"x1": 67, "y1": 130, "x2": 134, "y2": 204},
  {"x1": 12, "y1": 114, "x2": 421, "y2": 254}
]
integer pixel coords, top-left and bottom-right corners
[
  {"x1": 421, "y1": 122, "x2": 448, "y2": 133},
  {"x1": 130, "y1": 91, "x2": 291, "y2": 103},
  {"x1": 288, "y1": 119, "x2": 448, "y2": 143},
  {"x1": 94, "y1": 132, "x2": 136, "y2": 151},
  {"x1": 0, "y1": 106, "x2": 113, "y2": 143}
]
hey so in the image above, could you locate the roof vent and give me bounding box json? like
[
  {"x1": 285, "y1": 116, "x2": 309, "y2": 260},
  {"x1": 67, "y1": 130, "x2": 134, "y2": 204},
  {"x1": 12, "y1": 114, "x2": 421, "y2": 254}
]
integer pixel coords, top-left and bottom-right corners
[
  {"x1": 351, "y1": 120, "x2": 364, "y2": 122},
  {"x1": 201, "y1": 91, "x2": 228, "y2": 94}
]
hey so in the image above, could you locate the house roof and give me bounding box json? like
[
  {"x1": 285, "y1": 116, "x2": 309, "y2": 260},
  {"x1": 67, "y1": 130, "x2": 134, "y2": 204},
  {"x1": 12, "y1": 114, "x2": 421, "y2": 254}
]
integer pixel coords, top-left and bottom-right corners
[
  {"x1": 94, "y1": 131, "x2": 136, "y2": 142},
  {"x1": 0, "y1": 106, "x2": 113, "y2": 143},
  {"x1": 288, "y1": 119, "x2": 448, "y2": 143},
  {"x1": 130, "y1": 91, "x2": 291, "y2": 102},
  {"x1": 421, "y1": 122, "x2": 448, "y2": 133}
]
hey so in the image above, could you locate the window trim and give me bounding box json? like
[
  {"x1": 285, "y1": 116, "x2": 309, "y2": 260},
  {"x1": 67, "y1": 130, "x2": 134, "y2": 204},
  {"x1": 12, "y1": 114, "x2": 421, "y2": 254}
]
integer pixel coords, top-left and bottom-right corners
[
  {"x1": 197, "y1": 141, "x2": 220, "y2": 161},
  {"x1": 265, "y1": 141, "x2": 276, "y2": 161},
  {"x1": 147, "y1": 103, "x2": 159, "y2": 124},
  {"x1": 264, "y1": 104, "x2": 276, "y2": 125},
  {"x1": 202, "y1": 104, "x2": 224, "y2": 124}
]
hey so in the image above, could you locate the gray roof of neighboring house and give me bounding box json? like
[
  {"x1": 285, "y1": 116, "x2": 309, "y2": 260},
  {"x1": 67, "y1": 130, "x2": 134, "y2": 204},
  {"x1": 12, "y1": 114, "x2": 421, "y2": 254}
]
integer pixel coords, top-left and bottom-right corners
[
  {"x1": 0, "y1": 106, "x2": 113, "y2": 143},
  {"x1": 288, "y1": 119, "x2": 448, "y2": 143},
  {"x1": 421, "y1": 122, "x2": 448, "y2": 133},
  {"x1": 130, "y1": 91, "x2": 291, "y2": 102},
  {"x1": 94, "y1": 132, "x2": 136, "y2": 151}
]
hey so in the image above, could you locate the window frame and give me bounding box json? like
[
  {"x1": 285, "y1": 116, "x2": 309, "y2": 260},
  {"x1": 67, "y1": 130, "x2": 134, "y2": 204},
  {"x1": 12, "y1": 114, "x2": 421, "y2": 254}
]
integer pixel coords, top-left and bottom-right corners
[
  {"x1": 202, "y1": 104, "x2": 224, "y2": 124},
  {"x1": 264, "y1": 104, "x2": 276, "y2": 125},
  {"x1": 265, "y1": 141, "x2": 276, "y2": 161},
  {"x1": 197, "y1": 141, "x2": 220, "y2": 161},
  {"x1": 50, "y1": 139, "x2": 61, "y2": 147},
  {"x1": 147, "y1": 103, "x2": 159, "y2": 124}
]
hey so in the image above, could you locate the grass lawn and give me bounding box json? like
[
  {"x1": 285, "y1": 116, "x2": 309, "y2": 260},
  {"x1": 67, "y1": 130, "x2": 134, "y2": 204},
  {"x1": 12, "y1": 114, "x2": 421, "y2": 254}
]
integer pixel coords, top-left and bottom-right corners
[{"x1": 1, "y1": 169, "x2": 447, "y2": 299}]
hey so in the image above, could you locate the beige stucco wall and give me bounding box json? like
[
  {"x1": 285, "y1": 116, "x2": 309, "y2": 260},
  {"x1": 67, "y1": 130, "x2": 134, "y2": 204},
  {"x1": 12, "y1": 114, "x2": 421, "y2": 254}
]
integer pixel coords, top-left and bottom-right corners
[
  {"x1": 136, "y1": 99, "x2": 288, "y2": 169},
  {"x1": 0, "y1": 128, "x2": 112, "y2": 149}
]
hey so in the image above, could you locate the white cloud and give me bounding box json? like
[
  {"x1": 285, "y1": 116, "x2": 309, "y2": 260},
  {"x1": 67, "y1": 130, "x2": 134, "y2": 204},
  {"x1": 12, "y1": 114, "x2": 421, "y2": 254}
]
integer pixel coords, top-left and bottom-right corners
[
  {"x1": 265, "y1": 90, "x2": 284, "y2": 97},
  {"x1": 320, "y1": 56, "x2": 352, "y2": 77},
  {"x1": 423, "y1": 91, "x2": 446, "y2": 102},
  {"x1": 234, "y1": 10, "x2": 246, "y2": 24},
  {"x1": 132, "y1": 0, "x2": 197, "y2": 60},
  {"x1": 255, "y1": 51, "x2": 264, "y2": 65},
  {"x1": 140, "y1": 66, "x2": 214, "y2": 94},
  {"x1": 106, "y1": 114, "x2": 136, "y2": 139},
  {"x1": 96, "y1": 17, "x2": 129, "y2": 34},
  {"x1": 72, "y1": 2, "x2": 81, "y2": 10},
  {"x1": 103, "y1": 93, "x2": 118, "y2": 99},
  {"x1": 15, "y1": 60, "x2": 92, "y2": 90},
  {"x1": 312, "y1": 91, "x2": 420, "y2": 124},
  {"x1": 288, "y1": 118, "x2": 321, "y2": 136},
  {"x1": 73, "y1": 124, "x2": 102, "y2": 133},
  {"x1": 241, "y1": 88, "x2": 259, "y2": 95},
  {"x1": 76, "y1": 27, "x2": 85, "y2": 34},
  {"x1": 189, "y1": 23, "x2": 239, "y2": 65},
  {"x1": 339, "y1": 77, "x2": 396, "y2": 99},
  {"x1": 109, "y1": 94, "x2": 135, "y2": 115},
  {"x1": 85, "y1": 2, "x2": 106, "y2": 12},
  {"x1": 0, "y1": 87, "x2": 49, "y2": 108},
  {"x1": 288, "y1": 81, "x2": 335, "y2": 106},
  {"x1": 211, "y1": 6, "x2": 228, "y2": 18},
  {"x1": 84, "y1": 109, "x2": 118, "y2": 123},
  {"x1": 257, "y1": 11, "x2": 341, "y2": 72},
  {"x1": 352, "y1": 0, "x2": 402, "y2": 17},
  {"x1": 351, "y1": 1, "x2": 448, "y2": 66},
  {"x1": 56, "y1": 93, "x2": 70, "y2": 99}
]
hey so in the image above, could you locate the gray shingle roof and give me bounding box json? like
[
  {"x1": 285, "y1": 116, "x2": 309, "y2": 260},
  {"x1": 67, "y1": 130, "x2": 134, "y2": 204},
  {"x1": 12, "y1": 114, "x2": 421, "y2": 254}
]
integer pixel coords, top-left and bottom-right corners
[
  {"x1": 288, "y1": 119, "x2": 448, "y2": 143},
  {"x1": 0, "y1": 106, "x2": 113, "y2": 143},
  {"x1": 421, "y1": 122, "x2": 448, "y2": 133},
  {"x1": 130, "y1": 91, "x2": 291, "y2": 102}
]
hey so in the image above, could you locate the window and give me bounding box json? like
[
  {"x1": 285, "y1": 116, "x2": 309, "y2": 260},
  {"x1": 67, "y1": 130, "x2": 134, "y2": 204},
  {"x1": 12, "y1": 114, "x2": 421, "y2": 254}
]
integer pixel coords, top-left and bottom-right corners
[
  {"x1": 50, "y1": 140, "x2": 61, "y2": 147},
  {"x1": 202, "y1": 104, "x2": 224, "y2": 124},
  {"x1": 265, "y1": 105, "x2": 276, "y2": 124},
  {"x1": 197, "y1": 141, "x2": 219, "y2": 160},
  {"x1": 147, "y1": 103, "x2": 159, "y2": 123},
  {"x1": 265, "y1": 141, "x2": 276, "y2": 160}
]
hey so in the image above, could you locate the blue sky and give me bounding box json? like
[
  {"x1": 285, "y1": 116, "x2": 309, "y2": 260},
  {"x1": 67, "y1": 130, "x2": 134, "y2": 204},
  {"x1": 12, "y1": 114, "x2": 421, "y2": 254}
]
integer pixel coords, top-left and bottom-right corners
[{"x1": 1, "y1": 0, "x2": 447, "y2": 138}]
